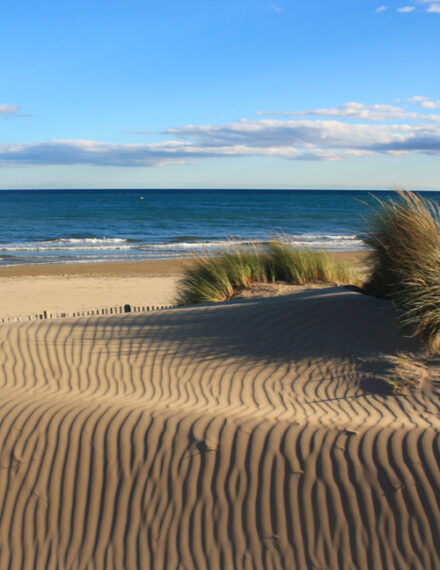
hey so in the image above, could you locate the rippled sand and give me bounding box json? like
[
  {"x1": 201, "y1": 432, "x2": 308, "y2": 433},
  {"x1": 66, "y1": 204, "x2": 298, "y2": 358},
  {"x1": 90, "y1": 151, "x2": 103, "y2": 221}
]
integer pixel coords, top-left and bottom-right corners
[{"x1": 0, "y1": 287, "x2": 439, "y2": 569}]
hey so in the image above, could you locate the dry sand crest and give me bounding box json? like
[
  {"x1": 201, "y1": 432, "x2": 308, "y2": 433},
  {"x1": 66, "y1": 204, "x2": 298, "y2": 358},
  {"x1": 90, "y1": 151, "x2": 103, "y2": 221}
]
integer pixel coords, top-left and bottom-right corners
[{"x1": 0, "y1": 285, "x2": 439, "y2": 569}]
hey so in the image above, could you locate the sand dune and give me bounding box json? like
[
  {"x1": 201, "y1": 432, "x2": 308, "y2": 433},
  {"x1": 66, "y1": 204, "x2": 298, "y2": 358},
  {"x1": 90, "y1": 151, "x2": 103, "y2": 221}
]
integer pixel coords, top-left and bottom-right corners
[{"x1": 0, "y1": 287, "x2": 439, "y2": 569}]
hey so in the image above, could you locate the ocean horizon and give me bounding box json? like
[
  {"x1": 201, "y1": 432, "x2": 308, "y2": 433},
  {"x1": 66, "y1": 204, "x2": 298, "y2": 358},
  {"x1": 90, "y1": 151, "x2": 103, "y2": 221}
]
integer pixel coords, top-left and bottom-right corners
[{"x1": 1, "y1": 188, "x2": 439, "y2": 266}]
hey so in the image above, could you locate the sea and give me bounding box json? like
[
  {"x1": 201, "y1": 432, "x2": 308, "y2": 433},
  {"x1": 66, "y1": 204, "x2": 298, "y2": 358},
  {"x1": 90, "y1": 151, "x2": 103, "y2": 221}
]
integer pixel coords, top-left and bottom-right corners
[{"x1": 0, "y1": 189, "x2": 438, "y2": 267}]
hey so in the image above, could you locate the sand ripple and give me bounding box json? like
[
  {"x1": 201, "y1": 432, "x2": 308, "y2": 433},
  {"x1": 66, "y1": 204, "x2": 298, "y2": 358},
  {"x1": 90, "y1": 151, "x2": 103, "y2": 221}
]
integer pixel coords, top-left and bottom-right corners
[{"x1": 0, "y1": 287, "x2": 439, "y2": 569}]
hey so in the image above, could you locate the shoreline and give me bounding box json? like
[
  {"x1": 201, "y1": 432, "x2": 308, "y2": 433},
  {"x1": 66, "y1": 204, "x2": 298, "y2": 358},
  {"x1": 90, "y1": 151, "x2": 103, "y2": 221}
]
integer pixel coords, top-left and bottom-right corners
[
  {"x1": 0, "y1": 250, "x2": 367, "y2": 278},
  {"x1": 0, "y1": 257, "x2": 196, "y2": 278}
]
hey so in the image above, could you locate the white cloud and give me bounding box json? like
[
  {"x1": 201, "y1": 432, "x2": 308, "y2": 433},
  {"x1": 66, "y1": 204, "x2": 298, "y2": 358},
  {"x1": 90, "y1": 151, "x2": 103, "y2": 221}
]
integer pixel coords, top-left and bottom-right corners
[
  {"x1": 406, "y1": 96, "x2": 439, "y2": 110},
  {"x1": 126, "y1": 129, "x2": 158, "y2": 135},
  {"x1": 376, "y1": 5, "x2": 388, "y2": 11},
  {"x1": 164, "y1": 119, "x2": 440, "y2": 155},
  {"x1": 0, "y1": 105, "x2": 20, "y2": 118},
  {"x1": 417, "y1": 0, "x2": 440, "y2": 10},
  {"x1": 271, "y1": 3, "x2": 282, "y2": 13},
  {"x1": 0, "y1": 104, "x2": 31, "y2": 119},
  {"x1": 393, "y1": 1, "x2": 440, "y2": 12},
  {"x1": 257, "y1": 102, "x2": 420, "y2": 121},
  {"x1": 407, "y1": 95, "x2": 427, "y2": 102}
]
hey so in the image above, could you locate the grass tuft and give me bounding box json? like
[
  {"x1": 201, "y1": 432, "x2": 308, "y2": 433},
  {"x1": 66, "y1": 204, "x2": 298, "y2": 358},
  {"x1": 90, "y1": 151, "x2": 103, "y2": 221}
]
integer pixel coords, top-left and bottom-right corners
[
  {"x1": 175, "y1": 255, "x2": 234, "y2": 305},
  {"x1": 379, "y1": 352, "x2": 431, "y2": 394},
  {"x1": 363, "y1": 190, "x2": 440, "y2": 351},
  {"x1": 176, "y1": 240, "x2": 361, "y2": 306}
]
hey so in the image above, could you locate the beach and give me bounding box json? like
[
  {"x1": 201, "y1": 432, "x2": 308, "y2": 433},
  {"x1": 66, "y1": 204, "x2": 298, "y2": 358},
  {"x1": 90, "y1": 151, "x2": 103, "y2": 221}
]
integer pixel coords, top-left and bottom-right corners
[
  {"x1": 3, "y1": 0, "x2": 440, "y2": 560},
  {"x1": 0, "y1": 259, "x2": 194, "y2": 319},
  {"x1": 0, "y1": 253, "x2": 439, "y2": 568},
  {"x1": 0, "y1": 253, "x2": 366, "y2": 320}
]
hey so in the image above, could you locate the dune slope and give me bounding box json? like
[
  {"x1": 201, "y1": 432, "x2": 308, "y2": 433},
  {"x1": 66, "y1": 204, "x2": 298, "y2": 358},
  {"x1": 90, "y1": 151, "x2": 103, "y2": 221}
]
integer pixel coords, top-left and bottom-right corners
[{"x1": 0, "y1": 287, "x2": 439, "y2": 569}]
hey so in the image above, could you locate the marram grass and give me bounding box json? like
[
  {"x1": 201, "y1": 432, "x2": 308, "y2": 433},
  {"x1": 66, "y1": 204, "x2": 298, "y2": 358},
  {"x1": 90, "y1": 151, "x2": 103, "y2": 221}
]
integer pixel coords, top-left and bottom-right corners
[
  {"x1": 363, "y1": 190, "x2": 440, "y2": 352},
  {"x1": 175, "y1": 241, "x2": 360, "y2": 306},
  {"x1": 177, "y1": 190, "x2": 440, "y2": 352},
  {"x1": 175, "y1": 255, "x2": 235, "y2": 305}
]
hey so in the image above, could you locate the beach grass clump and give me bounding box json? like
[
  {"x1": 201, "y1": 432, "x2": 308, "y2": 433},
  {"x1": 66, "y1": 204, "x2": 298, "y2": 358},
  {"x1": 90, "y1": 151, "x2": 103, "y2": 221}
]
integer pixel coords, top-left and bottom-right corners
[
  {"x1": 175, "y1": 255, "x2": 235, "y2": 305},
  {"x1": 176, "y1": 240, "x2": 360, "y2": 305},
  {"x1": 363, "y1": 190, "x2": 440, "y2": 351},
  {"x1": 265, "y1": 242, "x2": 353, "y2": 285},
  {"x1": 221, "y1": 246, "x2": 269, "y2": 288}
]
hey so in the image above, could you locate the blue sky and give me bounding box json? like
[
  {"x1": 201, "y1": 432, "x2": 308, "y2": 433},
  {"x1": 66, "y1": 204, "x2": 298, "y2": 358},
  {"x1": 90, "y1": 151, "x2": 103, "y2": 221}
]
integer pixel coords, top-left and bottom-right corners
[{"x1": 1, "y1": 0, "x2": 440, "y2": 189}]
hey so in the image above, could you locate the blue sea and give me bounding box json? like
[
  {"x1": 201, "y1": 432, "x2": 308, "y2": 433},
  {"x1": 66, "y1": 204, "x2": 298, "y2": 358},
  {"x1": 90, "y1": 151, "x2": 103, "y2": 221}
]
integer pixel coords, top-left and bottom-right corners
[{"x1": 0, "y1": 189, "x2": 438, "y2": 266}]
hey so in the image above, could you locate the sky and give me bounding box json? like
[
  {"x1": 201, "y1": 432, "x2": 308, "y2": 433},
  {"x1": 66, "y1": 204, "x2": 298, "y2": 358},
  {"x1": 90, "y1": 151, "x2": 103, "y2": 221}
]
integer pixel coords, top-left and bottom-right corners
[{"x1": 1, "y1": 0, "x2": 440, "y2": 190}]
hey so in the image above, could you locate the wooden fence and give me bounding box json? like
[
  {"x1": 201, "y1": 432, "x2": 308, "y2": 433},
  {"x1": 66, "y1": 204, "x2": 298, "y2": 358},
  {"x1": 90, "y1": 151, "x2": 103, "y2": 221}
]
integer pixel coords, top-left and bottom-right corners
[{"x1": 0, "y1": 304, "x2": 175, "y2": 324}]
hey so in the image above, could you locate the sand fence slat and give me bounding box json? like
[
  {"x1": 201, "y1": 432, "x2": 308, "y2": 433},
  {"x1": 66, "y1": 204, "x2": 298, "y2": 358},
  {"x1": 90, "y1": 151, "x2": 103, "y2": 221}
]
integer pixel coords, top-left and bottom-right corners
[{"x1": 0, "y1": 303, "x2": 175, "y2": 325}]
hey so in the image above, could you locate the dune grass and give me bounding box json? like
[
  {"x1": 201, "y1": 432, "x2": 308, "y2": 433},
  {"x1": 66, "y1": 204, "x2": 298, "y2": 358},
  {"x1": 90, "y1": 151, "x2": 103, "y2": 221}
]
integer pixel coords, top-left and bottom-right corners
[
  {"x1": 177, "y1": 189, "x2": 440, "y2": 352},
  {"x1": 380, "y1": 352, "x2": 427, "y2": 394},
  {"x1": 363, "y1": 190, "x2": 440, "y2": 351},
  {"x1": 176, "y1": 241, "x2": 360, "y2": 306}
]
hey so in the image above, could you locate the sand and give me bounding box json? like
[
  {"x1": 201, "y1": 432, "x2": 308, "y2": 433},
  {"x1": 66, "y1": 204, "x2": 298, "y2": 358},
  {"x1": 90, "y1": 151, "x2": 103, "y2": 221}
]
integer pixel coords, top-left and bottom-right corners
[
  {"x1": 0, "y1": 254, "x2": 367, "y2": 320},
  {"x1": 0, "y1": 281, "x2": 439, "y2": 569},
  {"x1": 0, "y1": 276, "x2": 178, "y2": 318},
  {"x1": 0, "y1": 259, "x2": 196, "y2": 319}
]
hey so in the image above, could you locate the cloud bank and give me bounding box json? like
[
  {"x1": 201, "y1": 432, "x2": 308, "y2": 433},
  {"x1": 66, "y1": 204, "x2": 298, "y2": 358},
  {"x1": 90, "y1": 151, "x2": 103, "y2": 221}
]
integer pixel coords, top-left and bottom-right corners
[{"x1": 2, "y1": 100, "x2": 440, "y2": 168}]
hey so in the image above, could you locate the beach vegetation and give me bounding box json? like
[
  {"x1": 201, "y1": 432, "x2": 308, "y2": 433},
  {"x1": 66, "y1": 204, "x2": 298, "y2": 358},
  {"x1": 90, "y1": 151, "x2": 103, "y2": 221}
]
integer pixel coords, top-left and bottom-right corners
[
  {"x1": 176, "y1": 240, "x2": 360, "y2": 305},
  {"x1": 175, "y1": 255, "x2": 235, "y2": 305},
  {"x1": 363, "y1": 190, "x2": 440, "y2": 351},
  {"x1": 379, "y1": 352, "x2": 432, "y2": 394}
]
